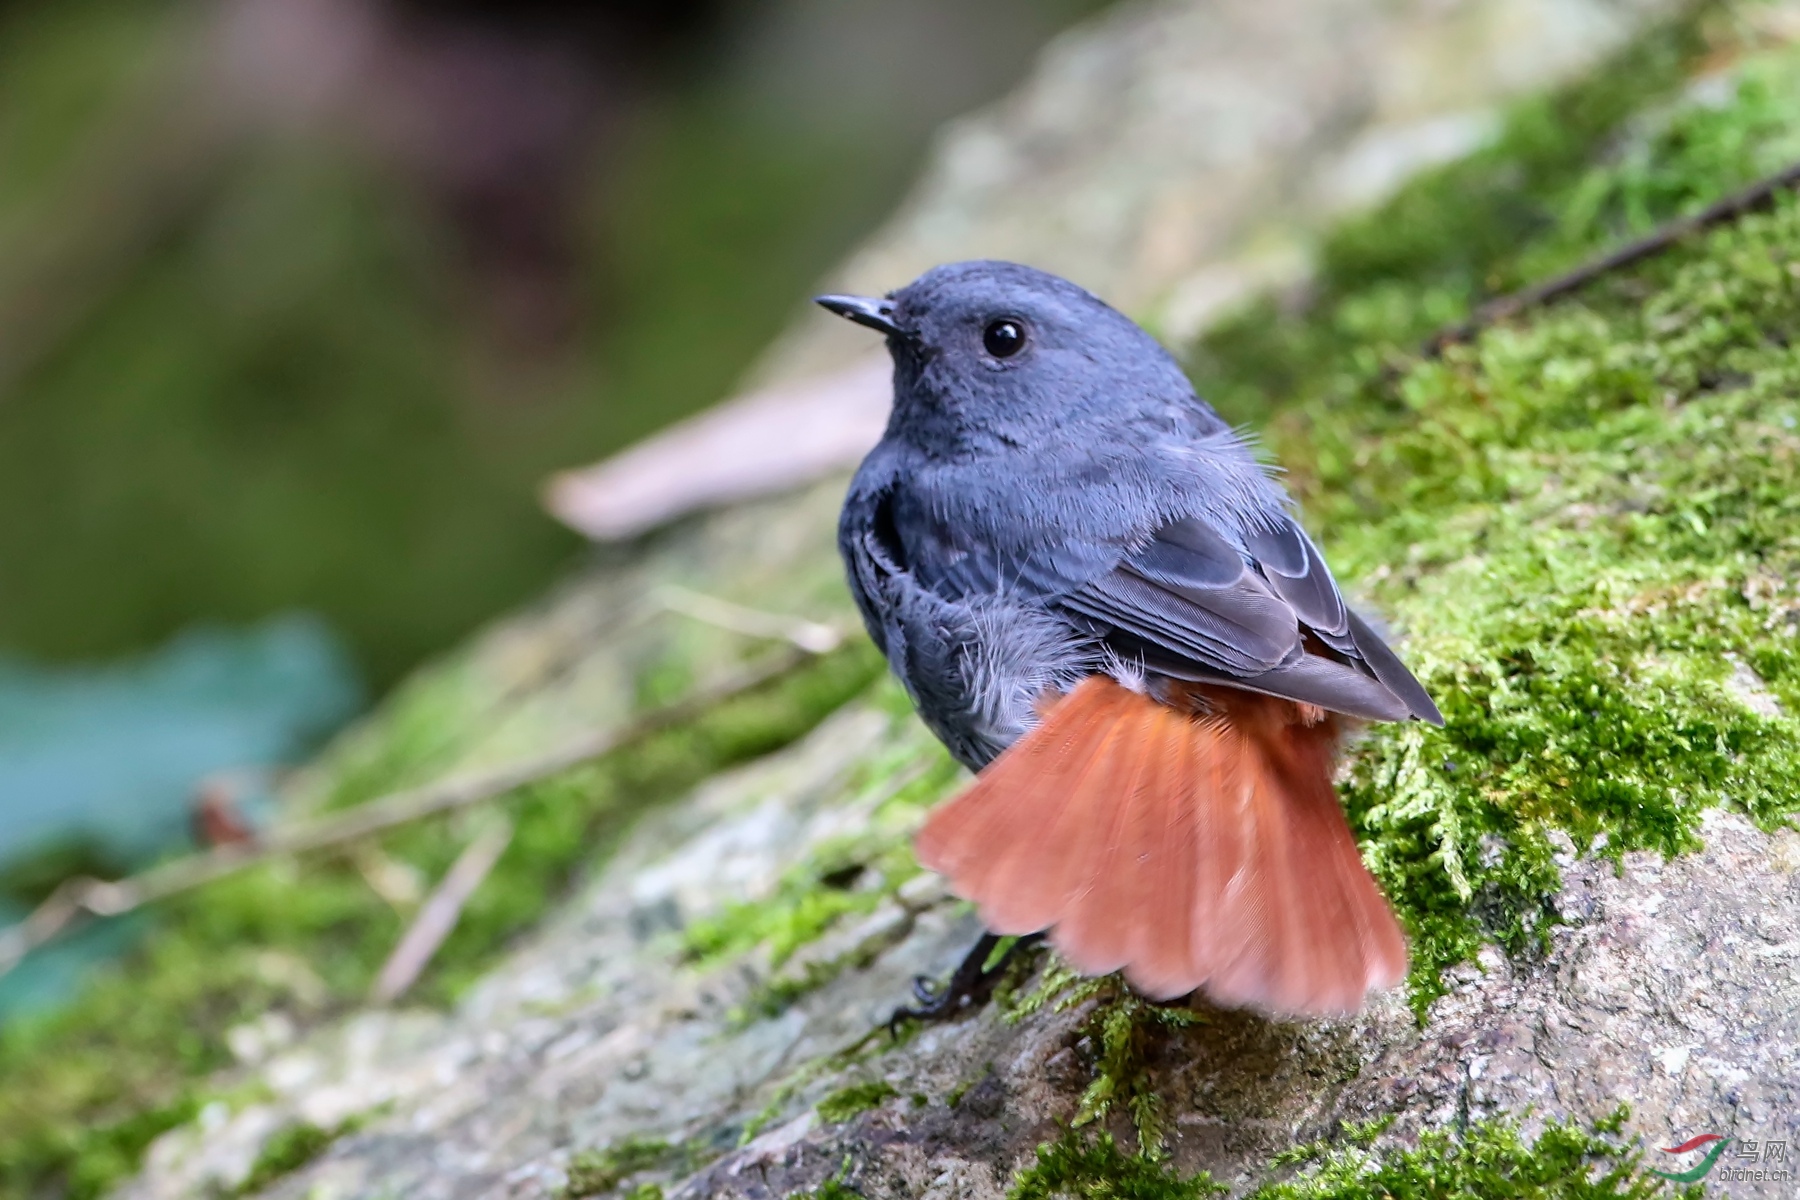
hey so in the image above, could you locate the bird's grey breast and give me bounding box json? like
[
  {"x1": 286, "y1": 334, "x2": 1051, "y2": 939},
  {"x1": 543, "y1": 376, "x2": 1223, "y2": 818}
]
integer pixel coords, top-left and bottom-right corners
[{"x1": 839, "y1": 444, "x2": 1098, "y2": 769}]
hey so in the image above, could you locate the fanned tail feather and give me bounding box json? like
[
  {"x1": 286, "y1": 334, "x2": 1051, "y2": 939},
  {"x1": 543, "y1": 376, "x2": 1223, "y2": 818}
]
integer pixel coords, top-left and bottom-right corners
[{"x1": 914, "y1": 676, "x2": 1407, "y2": 1016}]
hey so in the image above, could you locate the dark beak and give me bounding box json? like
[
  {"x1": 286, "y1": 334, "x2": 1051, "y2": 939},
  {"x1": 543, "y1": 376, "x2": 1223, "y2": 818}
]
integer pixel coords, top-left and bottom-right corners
[{"x1": 814, "y1": 293, "x2": 903, "y2": 337}]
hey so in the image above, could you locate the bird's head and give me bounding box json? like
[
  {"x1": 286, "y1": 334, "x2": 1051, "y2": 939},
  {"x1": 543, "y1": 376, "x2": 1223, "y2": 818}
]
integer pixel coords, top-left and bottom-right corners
[{"x1": 817, "y1": 260, "x2": 1211, "y2": 457}]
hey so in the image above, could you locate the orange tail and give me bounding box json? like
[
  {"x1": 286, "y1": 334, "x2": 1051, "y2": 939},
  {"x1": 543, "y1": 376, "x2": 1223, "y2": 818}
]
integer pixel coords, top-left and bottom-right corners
[{"x1": 914, "y1": 676, "x2": 1406, "y2": 1016}]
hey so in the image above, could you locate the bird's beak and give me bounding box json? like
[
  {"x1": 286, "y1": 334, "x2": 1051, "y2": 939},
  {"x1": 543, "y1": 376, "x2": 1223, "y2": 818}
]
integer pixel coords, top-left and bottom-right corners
[{"x1": 814, "y1": 293, "x2": 903, "y2": 337}]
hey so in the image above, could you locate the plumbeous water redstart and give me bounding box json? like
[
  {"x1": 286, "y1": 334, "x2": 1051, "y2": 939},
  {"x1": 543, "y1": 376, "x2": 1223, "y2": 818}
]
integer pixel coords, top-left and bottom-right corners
[{"x1": 818, "y1": 261, "x2": 1441, "y2": 1016}]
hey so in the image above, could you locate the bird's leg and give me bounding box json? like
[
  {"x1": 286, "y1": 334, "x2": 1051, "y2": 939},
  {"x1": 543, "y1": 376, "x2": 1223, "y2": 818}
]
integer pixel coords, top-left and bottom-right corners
[{"x1": 887, "y1": 931, "x2": 1044, "y2": 1035}]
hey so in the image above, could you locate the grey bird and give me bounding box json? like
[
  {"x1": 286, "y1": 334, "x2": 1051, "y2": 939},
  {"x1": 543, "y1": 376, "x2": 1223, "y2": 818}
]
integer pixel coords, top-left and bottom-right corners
[{"x1": 818, "y1": 260, "x2": 1440, "y2": 1018}]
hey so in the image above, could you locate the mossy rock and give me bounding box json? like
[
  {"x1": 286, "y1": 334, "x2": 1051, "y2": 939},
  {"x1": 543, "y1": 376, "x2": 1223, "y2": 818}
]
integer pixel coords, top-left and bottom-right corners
[{"x1": 14, "y1": 1, "x2": 1800, "y2": 1198}]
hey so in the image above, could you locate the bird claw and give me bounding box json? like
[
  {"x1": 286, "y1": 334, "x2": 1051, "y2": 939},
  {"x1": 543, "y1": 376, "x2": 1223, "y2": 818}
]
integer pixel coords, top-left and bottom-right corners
[{"x1": 885, "y1": 932, "x2": 1043, "y2": 1037}]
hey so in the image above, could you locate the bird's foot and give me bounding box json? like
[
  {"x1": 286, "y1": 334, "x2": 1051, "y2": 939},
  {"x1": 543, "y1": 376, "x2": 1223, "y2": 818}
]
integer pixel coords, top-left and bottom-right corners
[{"x1": 886, "y1": 932, "x2": 1044, "y2": 1036}]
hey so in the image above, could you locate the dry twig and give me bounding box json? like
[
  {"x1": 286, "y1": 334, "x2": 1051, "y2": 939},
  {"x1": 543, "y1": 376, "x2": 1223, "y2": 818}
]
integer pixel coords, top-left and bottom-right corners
[{"x1": 370, "y1": 818, "x2": 513, "y2": 1003}]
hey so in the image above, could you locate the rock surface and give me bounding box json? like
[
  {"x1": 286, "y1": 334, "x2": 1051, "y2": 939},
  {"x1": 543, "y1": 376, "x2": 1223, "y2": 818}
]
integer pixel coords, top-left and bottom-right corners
[
  {"x1": 125, "y1": 731, "x2": 1800, "y2": 1198},
  {"x1": 112, "y1": 0, "x2": 1800, "y2": 1197}
]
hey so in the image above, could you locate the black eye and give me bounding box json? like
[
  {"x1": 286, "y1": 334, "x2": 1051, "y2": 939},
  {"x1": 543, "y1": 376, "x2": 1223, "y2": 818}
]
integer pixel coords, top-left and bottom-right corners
[{"x1": 983, "y1": 318, "x2": 1027, "y2": 358}]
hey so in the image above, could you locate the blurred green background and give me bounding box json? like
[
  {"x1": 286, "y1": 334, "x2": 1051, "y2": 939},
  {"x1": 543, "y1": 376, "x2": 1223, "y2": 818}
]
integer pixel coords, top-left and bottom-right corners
[
  {"x1": 0, "y1": 0, "x2": 1106, "y2": 992},
  {"x1": 0, "y1": 0, "x2": 1105, "y2": 686}
]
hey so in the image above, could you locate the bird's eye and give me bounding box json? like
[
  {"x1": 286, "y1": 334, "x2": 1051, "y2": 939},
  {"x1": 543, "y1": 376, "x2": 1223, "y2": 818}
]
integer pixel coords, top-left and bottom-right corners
[{"x1": 982, "y1": 318, "x2": 1027, "y2": 358}]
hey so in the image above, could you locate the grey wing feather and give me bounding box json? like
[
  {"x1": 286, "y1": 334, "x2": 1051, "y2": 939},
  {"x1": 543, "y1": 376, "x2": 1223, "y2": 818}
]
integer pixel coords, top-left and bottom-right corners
[
  {"x1": 1346, "y1": 607, "x2": 1443, "y2": 723},
  {"x1": 1059, "y1": 515, "x2": 1441, "y2": 725},
  {"x1": 1061, "y1": 518, "x2": 1297, "y2": 674},
  {"x1": 1130, "y1": 642, "x2": 1416, "y2": 722},
  {"x1": 1243, "y1": 518, "x2": 1353, "y2": 650},
  {"x1": 1132, "y1": 519, "x2": 1301, "y2": 654}
]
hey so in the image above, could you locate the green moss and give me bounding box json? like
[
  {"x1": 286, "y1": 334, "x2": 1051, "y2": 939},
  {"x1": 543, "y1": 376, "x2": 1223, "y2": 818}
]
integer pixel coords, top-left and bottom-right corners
[
  {"x1": 563, "y1": 1137, "x2": 675, "y2": 1199},
  {"x1": 682, "y1": 734, "x2": 957, "y2": 971},
  {"x1": 51, "y1": 1094, "x2": 200, "y2": 1200},
  {"x1": 1009, "y1": 965, "x2": 1201, "y2": 1157},
  {"x1": 815, "y1": 1081, "x2": 898, "y2": 1125},
  {"x1": 1008, "y1": 1131, "x2": 1227, "y2": 1200},
  {"x1": 558, "y1": 1133, "x2": 721, "y2": 1199},
  {"x1": 1009, "y1": 1113, "x2": 1679, "y2": 1200},
  {"x1": 788, "y1": 1156, "x2": 864, "y2": 1200},
  {"x1": 738, "y1": 1051, "x2": 860, "y2": 1146},
  {"x1": 733, "y1": 961, "x2": 851, "y2": 1025},
  {"x1": 232, "y1": 1117, "x2": 364, "y2": 1198},
  {"x1": 801, "y1": 1182, "x2": 863, "y2": 1200},
  {"x1": 1253, "y1": 1108, "x2": 1691, "y2": 1199},
  {"x1": 1192, "y1": 3, "x2": 1725, "y2": 426},
  {"x1": 1186, "y1": 9, "x2": 1800, "y2": 1009},
  {"x1": 1333, "y1": 186, "x2": 1800, "y2": 1006},
  {"x1": 297, "y1": 657, "x2": 487, "y2": 814},
  {"x1": 0, "y1": 641, "x2": 882, "y2": 1200},
  {"x1": 1079, "y1": 994, "x2": 1201, "y2": 1158},
  {"x1": 686, "y1": 878, "x2": 885, "y2": 971},
  {"x1": 680, "y1": 699, "x2": 964, "y2": 1018}
]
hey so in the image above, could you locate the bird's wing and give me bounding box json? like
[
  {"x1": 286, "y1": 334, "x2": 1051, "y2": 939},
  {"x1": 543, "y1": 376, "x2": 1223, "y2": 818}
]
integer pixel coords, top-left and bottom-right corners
[
  {"x1": 839, "y1": 474, "x2": 908, "y2": 661},
  {"x1": 1058, "y1": 514, "x2": 1441, "y2": 724}
]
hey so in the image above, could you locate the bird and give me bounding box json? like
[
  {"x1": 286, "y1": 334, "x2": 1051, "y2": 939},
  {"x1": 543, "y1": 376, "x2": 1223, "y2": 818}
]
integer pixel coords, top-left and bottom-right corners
[{"x1": 815, "y1": 261, "x2": 1442, "y2": 1018}]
